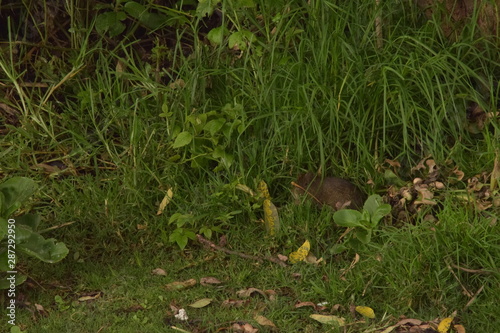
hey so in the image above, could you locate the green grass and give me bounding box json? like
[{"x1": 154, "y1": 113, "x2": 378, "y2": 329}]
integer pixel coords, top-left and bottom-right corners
[{"x1": 1, "y1": 0, "x2": 499, "y2": 332}]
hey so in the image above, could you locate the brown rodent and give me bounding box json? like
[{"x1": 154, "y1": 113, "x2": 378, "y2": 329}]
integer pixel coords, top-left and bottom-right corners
[{"x1": 292, "y1": 173, "x2": 365, "y2": 210}]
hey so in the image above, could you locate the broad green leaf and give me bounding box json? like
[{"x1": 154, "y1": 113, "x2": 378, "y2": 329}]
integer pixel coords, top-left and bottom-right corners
[
  {"x1": 333, "y1": 209, "x2": 364, "y2": 228},
  {"x1": 172, "y1": 131, "x2": 193, "y2": 148},
  {"x1": 204, "y1": 118, "x2": 226, "y2": 136},
  {"x1": 95, "y1": 12, "x2": 126, "y2": 37},
  {"x1": 355, "y1": 228, "x2": 371, "y2": 244},
  {"x1": 228, "y1": 30, "x2": 256, "y2": 50},
  {"x1": 17, "y1": 230, "x2": 69, "y2": 263},
  {"x1": 123, "y1": 1, "x2": 146, "y2": 19},
  {"x1": 0, "y1": 274, "x2": 27, "y2": 290},
  {"x1": 207, "y1": 26, "x2": 229, "y2": 45},
  {"x1": 0, "y1": 248, "x2": 11, "y2": 271},
  {"x1": 196, "y1": 0, "x2": 221, "y2": 18},
  {"x1": 15, "y1": 213, "x2": 40, "y2": 231},
  {"x1": 363, "y1": 194, "x2": 385, "y2": 215},
  {"x1": 0, "y1": 217, "x2": 7, "y2": 240},
  {"x1": 370, "y1": 204, "x2": 391, "y2": 227},
  {"x1": 0, "y1": 177, "x2": 37, "y2": 217},
  {"x1": 330, "y1": 243, "x2": 348, "y2": 254}
]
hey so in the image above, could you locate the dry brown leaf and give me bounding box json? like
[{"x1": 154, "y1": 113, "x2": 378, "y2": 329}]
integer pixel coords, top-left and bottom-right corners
[
  {"x1": 156, "y1": 188, "x2": 173, "y2": 215},
  {"x1": 254, "y1": 315, "x2": 276, "y2": 328},
  {"x1": 385, "y1": 159, "x2": 401, "y2": 168},
  {"x1": 339, "y1": 253, "x2": 360, "y2": 280},
  {"x1": 151, "y1": 268, "x2": 167, "y2": 276},
  {"x1": 164, "y1": 279, "x2": 197, "y2": 291},
  {"x1": 454, "y1": 324, "x2": 466, "y2": 333},
  {"x1": 221, "y1": 299, "x2": 249, "y2": 308},
  {"x1": 236, "y1": 288, "x2": 267, "y2": 299},
  {"x1": 295, "y1": 301, "x2": 317, "y2": 309},
  {"x1": 232, "y1": 322, "x2": 258, "y2": 333},
  {"x1": 200, "y1": 277, "x2": 222, "y2": 286},
  {"x1": 169, "y1": 79, "x2": 185, "y2": 89},
  {"x1": 78, "y1": 291, "x2": 102, "y2": 302},
  {"x1": 277, "y1": 254, "x2": 288, "y2": 262}
]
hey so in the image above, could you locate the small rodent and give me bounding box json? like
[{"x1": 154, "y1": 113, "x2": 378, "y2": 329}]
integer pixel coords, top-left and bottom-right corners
[{"x1": 292, "y1": 173, "x2": 365, "y2": 210}]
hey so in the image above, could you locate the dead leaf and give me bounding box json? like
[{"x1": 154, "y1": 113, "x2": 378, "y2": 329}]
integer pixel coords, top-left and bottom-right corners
[
  {"x1": 157, "y1": 188, "x2": 173, "y2": 215},
  {"x1": 385, "y1": 159, "x2": 401, "y2": 168},
  {"x1": 355, "y1": 305, "x2": 375, "y2": 319},
  {"x1": 188, "y1": 298, "x2": 212, "y2": 308},
  {"x1": 263, "y1": 199, "x2": 280, "y2": 236},
  {"x1": 452, "y1": 167, "x2": 465, "y2": 181},
  {"x1": 305, "y1": 252, "x2": 323, "y2": 265},
  {"x1": 309, "y1": 314, "x2": 345, "y2": 326},
  {"x1": 437, "y1": 317, "x2": 453, "y2": 333},
  {"x1": 151, "y1": 268, "x2": 167, "y2": 276},
  {"x1": 257, "y1": 180, "x2": 271, "y2": 199},
  {"x1": 339, "y1": 253, "x2": 360, "y2": 280},
  {"x1": 231, "y1": 322, "x2": 258, "y2": 333},
  {"x1": 254, "y1": 315, "x2": 276, "y2": 328},
  {"x1": 34, "y1": 303, "x2": 48, "y2": 316},
  {"x1": 221, "y1": 299, "x2": 249, "y2": 308},
  {"x1": 164, "y1": 279, "x2": 197, "y2": 291},
  {"x1": 289, "y1": 240, "x2": 310, "y2": 264},
  {"x1": 200, "y1": 277, "x2": 222, "y2": 286},
  {"x1": 454, "y1": 324, "x2": 466, "y2": 333},
  {"x1": 277, "y1": 254, "x2": 288, "y2": 262},
  {"x1": 295, "y1": 301, "x2": 317, "y2": 310},
  {"x1": 236, "y1": 184, "x2": 256, "y2": 196},
  {"x1": 236, "y1": 288, "x2": 267, "y2": 299},
  {"x1": 169, "y1": 79, "x2": 185, "y2": 89},
  {"x1": 78, "y1": 291, "x2": 102, "y2": 302}
]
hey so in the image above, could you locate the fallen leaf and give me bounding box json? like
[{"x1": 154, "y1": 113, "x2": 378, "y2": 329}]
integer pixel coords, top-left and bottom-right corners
[
  {"x1": 221, "y1": 299, "x2": 249, "y2": 308},
  {"x1": 254, "y1": 315, "x2": 276, "y2": 327},
  {"x1": 236, "y1": 184, "x2": 256, "y2": 196},
  {"x1": 151, "y1": 268, "x2": 167, "y2": 276},
  {"x1": 295, "y1": 301, "x2": 317, "y2": 309},
  {"x1": 454, "y1": 324, "x2": 466, "y2": 333},
  {"x1": 236, "y1": 288, "x2": 267, "y2": 298},
  {"x1": 188, "y1": 298, "x2": 212, "y2": 308},
  {"x1": 231, "y1": 322, "x2": 258, "y2": 333},
  {"x1": 200, "y1": 277, "x2": 222, "y2": 286},
  {"x1": 437, "y1": 317, "x2": 453, "y2": 333},
  {"x1": 263, "y1": 199, "x2": 280, "y2": 236},
  {"x1": 355, "y1": 305, "x2": 375, "y2": 319},
  {"x1": 310, "y1": 314, "x2": 345, "y2": 326},
  {"x1": 305, "y1": 252, "x2": 323, "y2": 265},
  {"x1": 78, "y1": 292, "x2": 102, "y2": 302},
  {"x1": 157, "y1": 188, "x2": 173, "y2": 215},
  {"x1": 165, "y1": 279, "x2": 197, "y2": 291},
  {"x1": 289, "y1": 240, "x2": 310, "y2": 264}
]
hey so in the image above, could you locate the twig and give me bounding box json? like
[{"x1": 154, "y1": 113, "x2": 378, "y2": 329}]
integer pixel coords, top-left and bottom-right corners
[{"x1": 196, "y1": 234, "x2": 287, "y2": 267}]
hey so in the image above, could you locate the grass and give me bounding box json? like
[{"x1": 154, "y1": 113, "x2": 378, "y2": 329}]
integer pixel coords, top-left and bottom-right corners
[{"x1": 1, "y1": 0, "x2": 499, "y2": 332}]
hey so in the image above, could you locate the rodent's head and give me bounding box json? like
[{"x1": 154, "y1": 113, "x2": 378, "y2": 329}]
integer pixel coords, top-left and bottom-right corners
[{"x1": 291, "y1": 173, "x2": 317, "y2": 204}]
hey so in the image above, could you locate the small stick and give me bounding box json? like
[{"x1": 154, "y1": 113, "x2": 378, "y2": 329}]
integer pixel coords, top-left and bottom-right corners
[{"x1": 196, "y1": 234, "x2": 287, "y2": 267}]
